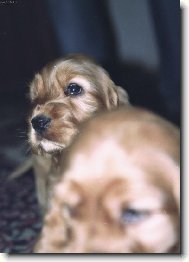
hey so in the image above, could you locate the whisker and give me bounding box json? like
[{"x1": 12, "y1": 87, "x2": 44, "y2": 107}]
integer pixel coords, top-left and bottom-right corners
[
  {"x1": 21, "y1": 141, "x2": 31, "y2": 155},
  {"x1": 16, "y1": 128, "x2": 27, "y2": 132}
]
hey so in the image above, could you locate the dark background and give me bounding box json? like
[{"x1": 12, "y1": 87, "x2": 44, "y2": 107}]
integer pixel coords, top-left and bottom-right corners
[
  {"x1": 0, "y1": 0, "x2": 180, "y2": 123},
  {"x1": 0, "y1": 0, "x2": 180, "y2": 253}
]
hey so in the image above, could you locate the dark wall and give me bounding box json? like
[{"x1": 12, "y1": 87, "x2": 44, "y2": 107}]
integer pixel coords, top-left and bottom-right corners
[
  {"x1": 0, "y1": 0, "x2": 59, "y2": 96},
  {"x1": 0, "y1": 0, "x2": 180, "y2": 125}
]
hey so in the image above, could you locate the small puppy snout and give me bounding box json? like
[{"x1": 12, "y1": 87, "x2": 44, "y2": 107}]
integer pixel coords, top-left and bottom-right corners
[{"x1": 31, "y1": 115, "x2": 51, "y2": 134}]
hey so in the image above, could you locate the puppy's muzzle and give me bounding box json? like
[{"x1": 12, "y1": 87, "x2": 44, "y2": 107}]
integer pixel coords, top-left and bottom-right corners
[{"x1": 31, "y1": 115, "x2": 51, "y2": 134}]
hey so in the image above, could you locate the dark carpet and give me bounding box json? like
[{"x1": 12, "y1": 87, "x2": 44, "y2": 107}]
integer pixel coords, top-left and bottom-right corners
[{"x1": 0, "y1": 101, "x2": 42, "y2": 253}]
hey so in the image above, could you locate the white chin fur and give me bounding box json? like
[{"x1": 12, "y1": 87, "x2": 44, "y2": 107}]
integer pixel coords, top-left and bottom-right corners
[
  {"x1": 40, "y1": 139, "x2": 64, "y2": 153},
  {"x1": 30, "y1": 129, "x2": 64, "y2": 153}
]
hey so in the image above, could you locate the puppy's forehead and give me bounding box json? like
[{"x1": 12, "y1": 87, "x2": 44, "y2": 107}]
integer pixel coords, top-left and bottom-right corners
[
  {"x1": 63, "y1": 137, "x2": 176, "y2": 197},
  {"x1": 64, "y1": 138, "x2": 146, "y2": 183},
  {"x1": 62, "y1": 156, "x2": 164, "y2": 211},
  {"x1": 47, "y1": 59, "x2": 97, "y2": 84}
]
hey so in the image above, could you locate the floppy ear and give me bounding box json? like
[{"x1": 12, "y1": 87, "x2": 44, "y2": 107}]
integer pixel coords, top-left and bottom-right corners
[
  {"x1": 141, "y1": 150, "x2": 180, "y2": 212},
  {"x1": 97, "y1": 67, "x2": 129, "y2": 109},
  {"x1": 30, "y1": 74, "x2": 44, "y2": 102},
  {"x1": 116, "y1": 85, "x2": 130, "y2": 105},
  {"x1": 159, "y1": 153, "x2": 180, "y2": 212},
  {"x1": 165, "y1": 155, "x2": 180, "y2": 211},
  {"x1": 171, "y1": 163, "x2": 180, "y2": 212}
]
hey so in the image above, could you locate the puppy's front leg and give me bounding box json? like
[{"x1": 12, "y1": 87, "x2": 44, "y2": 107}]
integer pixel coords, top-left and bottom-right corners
[{"x1": 33, "y1": 155, "x2": 52, "y2": 213}]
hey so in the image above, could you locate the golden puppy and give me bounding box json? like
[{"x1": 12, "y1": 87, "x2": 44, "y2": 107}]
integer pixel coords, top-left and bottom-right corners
[
  {"x1": 34, "y1": 106, "x2": 180, "y2": 253},
  {"x1": 12, "y1": 54, "x2": 129, "y2": 211}
]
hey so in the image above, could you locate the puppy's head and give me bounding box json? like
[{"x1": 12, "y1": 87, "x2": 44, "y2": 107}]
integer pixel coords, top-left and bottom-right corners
[
  {"x1": 29, "y1": 54, "x2": 129, "y2": 154},
  {"x1": 35, "y1": 107, "x2": 180, "y2": 253}
]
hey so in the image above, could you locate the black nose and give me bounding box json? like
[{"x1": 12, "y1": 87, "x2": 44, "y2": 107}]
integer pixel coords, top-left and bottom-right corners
[{"x1": 31, "y1": 115, "x2": 51, "y2": 134}]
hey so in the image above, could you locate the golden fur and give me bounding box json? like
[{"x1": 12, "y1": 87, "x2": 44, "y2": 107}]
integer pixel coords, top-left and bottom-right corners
[
  {"x1": 26, "y1": 54, "x2": 129, "y2": 211},
  {"x1": 34, "y1": 106, "x2": 180, "y2": 253}
]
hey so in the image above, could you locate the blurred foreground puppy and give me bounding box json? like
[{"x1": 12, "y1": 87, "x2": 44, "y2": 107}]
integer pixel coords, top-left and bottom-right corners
[
  {"x1": 11, "y1": 54, "x2": 129, "y2": 211},
  {"x1": 34, "y1": 106, "x2": 180, "y2": 253}
]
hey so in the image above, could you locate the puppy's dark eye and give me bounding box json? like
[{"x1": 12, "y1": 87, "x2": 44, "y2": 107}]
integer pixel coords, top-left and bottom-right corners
[
  {"x1": 121, "y1": 208, "x2": 150, "y2": 224},
  {"x1": 64, "y1": 83, "x2": 83, "y2": 96}
]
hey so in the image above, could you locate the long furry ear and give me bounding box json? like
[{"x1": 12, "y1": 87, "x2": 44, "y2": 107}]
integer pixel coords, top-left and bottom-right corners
[
  {"x1": 140, "y1": 149, "x2": 180, "y2": 213},
  {"x1": 116, "y1": 85, "x2": 130, "y2": 105},
  {"x1": 159, "y1": 153, "x2": 180, "y2": 211},
  {"x1": 164, "y1": 155, "x2": 180, "y2": 211},
  {"x1": 97, "y1": 67, "x2": 129, "y2": 109},
  {"x1": 171, "y1": 163, "x2": 180, "y2": 212}
]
